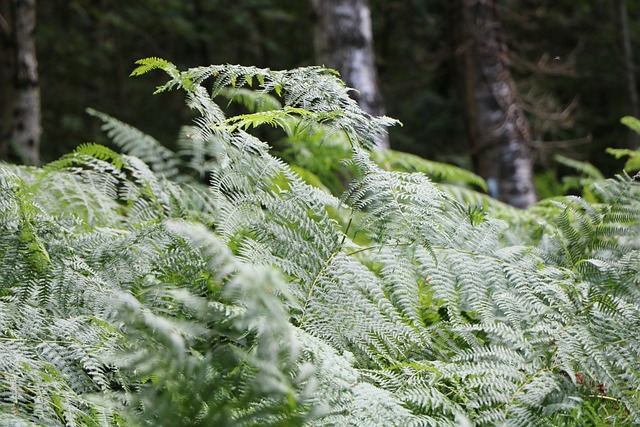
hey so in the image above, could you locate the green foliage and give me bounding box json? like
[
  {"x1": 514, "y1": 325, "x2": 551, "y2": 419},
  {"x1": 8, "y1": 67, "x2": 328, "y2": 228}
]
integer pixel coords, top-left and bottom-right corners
[
  {"x1": 620, "y1": 115, "x2": 640, "y2": 135},
  {"x1": 607, "y1": 147, "x2": 640, "y2": 172},
  {"x1": 2, "y1": 59, "x2": 640, "y2": 426},
  {"x1": 213, "y1": 81, "x2": 486, "y2": 198},
  {"x1": 606, "y1": 116, "x2": 640, "y2": 172},
  {"x1": 372, "y1": 149, "x2": 487, "y2": 191},
  {"x1": 548, "y1": 154, "x2": 606, "y2": 202},
  {"x1": 554, "y1": 154, "x2": 605, "y2": 182}
]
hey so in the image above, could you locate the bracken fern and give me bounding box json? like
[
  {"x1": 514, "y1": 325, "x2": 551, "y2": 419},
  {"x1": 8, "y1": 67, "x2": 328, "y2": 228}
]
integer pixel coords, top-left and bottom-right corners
[{"x1": 1, "y1": 58, "x2": 639, "y2": 426}]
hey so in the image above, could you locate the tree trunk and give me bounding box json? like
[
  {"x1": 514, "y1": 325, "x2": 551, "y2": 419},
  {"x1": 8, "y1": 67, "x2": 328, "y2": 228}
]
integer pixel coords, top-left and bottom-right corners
[
  {"x1": 0, "y1": 0, "x2": 41, "y2": 165},
  {"x1": 451, "y1": 0, "x2": 536, "y2": 208},
  {"x1": 310, "y1": 0, "x2": 389, "y2": 149},
  {"x1": 614, "y1": 0, "x2": 639, "y2": 149}
]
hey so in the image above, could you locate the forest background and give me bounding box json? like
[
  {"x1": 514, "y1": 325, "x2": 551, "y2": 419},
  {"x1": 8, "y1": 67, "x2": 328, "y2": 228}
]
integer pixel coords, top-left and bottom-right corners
[
  {"x1": 2, "y1": 1, "x2": 640, "y2": 425},
  {"x1": 4, "y1": 0, "x2": 640, "y2": 200}
]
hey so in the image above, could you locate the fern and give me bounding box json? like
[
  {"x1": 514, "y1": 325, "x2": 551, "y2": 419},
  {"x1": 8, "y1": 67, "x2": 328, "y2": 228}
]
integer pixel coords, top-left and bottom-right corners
[
  {"x1": 372, "y1": 149, "x2": 487, "y2": 191},
  {"x1": 1, "y1": 59, "x2": 639, "y2": 426},
  {"x1": 86, "y1": 108, "x2": 182, "y2": 180}
]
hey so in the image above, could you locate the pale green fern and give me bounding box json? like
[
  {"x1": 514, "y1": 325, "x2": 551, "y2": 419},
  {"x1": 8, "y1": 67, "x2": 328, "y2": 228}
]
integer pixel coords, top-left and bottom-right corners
[{"x1": 1, "y1": 58, "x2": 639, "y2": 427}]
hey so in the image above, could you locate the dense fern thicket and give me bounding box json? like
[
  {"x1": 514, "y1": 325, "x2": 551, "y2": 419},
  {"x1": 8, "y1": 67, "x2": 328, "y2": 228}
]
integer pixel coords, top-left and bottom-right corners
[{"x1": 1, "y1": 59, "x2": 639, "y2": 426}]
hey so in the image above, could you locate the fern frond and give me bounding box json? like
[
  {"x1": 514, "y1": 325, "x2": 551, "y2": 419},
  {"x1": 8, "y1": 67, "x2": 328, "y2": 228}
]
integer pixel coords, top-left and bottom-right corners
[
  {"x1": 345, "y1": 149, "x2": 445, "y2": 253},
  {"x1": 555, "y1": 154, "x2": 605, "y2": 181},
  {"x1": 87, "y1": 108, "x2": 182, "y2": 179},
  {"x1": 218, "y1": 87, "x2": 282, "y2": 112},
  {"x1": 373, "y1": 149, "x2": 487, "y2": 190},
  {"x1": 130, "y1": 57, "x2": 177, "y2": 77}
]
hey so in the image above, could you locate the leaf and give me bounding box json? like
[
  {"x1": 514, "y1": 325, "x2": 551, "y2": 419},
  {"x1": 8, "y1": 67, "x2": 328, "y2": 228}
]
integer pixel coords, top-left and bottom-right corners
[
  {"x1": 621, "y1": 115, "x2": 640, "y2": 134},
  {"x1": 130, "y1": 57, "x2": 177, "y2": 77},
  {"x1": 606, "y1": 147, "x2": 640, "y2": 172}
]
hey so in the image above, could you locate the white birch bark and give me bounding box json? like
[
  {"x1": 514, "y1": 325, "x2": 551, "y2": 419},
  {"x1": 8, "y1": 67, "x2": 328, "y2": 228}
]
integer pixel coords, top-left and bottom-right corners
[
  {"x1": 311, "y1": 0, "x2": 389, "y2": 149},
  {"x1": 0, "y1": 0, "x2": 41, "y2": 164},
  {"x1": 614, "y1": 0, "x2": 639, "y2": 148},
  {"x1": 452, "y1": 0, "x2": 537, "y2": 208}
]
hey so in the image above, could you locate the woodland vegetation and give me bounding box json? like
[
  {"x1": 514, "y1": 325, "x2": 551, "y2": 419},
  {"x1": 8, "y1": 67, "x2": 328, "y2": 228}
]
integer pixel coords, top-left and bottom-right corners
[
  {"x1": 1, "y1": 1, "x2": 640, "y2": 426},
  {"x1": 1, "y1": 56, "x2": 640, "y2": 427}
]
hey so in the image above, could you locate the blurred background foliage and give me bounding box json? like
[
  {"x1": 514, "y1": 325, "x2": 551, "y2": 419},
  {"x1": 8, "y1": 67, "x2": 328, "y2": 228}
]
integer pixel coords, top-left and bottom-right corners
[{"x1": 37, "y1": 0, "x2": 639, "y2": 188}]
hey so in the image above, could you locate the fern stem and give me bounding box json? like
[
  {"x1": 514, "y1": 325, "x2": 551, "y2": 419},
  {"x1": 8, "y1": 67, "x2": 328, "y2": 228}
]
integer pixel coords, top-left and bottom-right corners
[
  {"x1": 298, "y1": 249, "x2": 341, "y2": 328},
  {"x1": 346, "y1": 242, "x2": 412, "y2": 257}
]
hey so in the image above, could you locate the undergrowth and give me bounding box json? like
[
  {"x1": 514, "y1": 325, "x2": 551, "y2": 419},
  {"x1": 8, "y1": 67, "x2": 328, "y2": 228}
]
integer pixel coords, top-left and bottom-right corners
[{"x1": 1, "y1": 58, "x2": 639, "y2": 426}]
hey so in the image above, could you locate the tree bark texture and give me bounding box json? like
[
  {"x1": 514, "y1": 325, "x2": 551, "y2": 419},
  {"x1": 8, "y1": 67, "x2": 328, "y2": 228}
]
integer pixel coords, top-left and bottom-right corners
[
  {"x1": 311, "y1": 0, "x2": 389, "y2": 149},
  {"x1": 451, "y1": 0, "x2": 536, "y2": 208},
  {"x1": 0, "y1": 0, "x2": 41, "y2": 164},
  {"x1": 614, "y1": 0, "x2": 639, "y2": 149}
]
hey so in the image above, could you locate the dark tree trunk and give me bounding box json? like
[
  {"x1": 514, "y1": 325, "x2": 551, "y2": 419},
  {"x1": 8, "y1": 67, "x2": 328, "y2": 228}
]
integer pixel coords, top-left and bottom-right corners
[
  {"x1": 451, "y1": 0, "x2": 536, "y2": 208},
  {"x1": 0, "y1": 0, "x2": 41, "y2": 165},
  {"x1": 614, "y1": 0, "x2": 639, "y2": 149},
  {"x1": 311, "y1": 0, "x2": 389, "y2": 149}
]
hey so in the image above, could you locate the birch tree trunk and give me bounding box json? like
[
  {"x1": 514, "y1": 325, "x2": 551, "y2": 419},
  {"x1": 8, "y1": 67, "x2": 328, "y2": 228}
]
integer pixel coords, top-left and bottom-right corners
[
  {"x1": 614, "y1": 0, "x2": 639, "y2": 149},
  {"x1": 0, "y1": 0, "x2": 41, "y2": 164},
  {"x1": 451, "y1": 0, "x2": 536, "y2": 208},
  {"x1": 311, "y1": 0, "x2": 389, "y2": 149}
]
